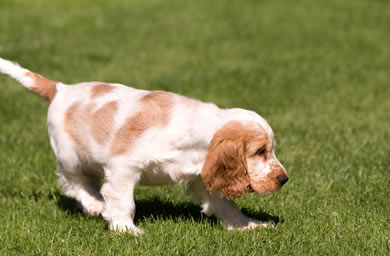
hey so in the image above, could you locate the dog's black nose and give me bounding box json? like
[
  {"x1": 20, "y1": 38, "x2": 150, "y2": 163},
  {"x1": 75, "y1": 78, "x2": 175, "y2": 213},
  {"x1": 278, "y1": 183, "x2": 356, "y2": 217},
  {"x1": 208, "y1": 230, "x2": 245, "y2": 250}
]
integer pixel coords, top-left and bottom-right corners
[{"x1": 278, "y1": 176, "x2": 289, "y2": 185}]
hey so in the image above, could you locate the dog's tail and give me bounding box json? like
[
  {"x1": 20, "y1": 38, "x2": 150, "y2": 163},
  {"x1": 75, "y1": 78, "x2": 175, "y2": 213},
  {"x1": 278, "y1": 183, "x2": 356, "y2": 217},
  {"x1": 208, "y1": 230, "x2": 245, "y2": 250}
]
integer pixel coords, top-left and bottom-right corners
[{"x1": 0, "y1": 57, "x2": 59, "y2": 102}]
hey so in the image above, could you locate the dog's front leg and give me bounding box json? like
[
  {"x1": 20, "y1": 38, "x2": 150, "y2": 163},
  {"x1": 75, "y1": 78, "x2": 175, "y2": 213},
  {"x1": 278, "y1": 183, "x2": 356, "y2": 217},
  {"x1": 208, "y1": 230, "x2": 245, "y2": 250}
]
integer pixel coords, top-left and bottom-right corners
[
  {"x1": 100, "y1": 168, "x2": 143, "y2": 235},
  {"x1": 209, "y1": 198, "x2": 268, "y2": 230},
  {"x1": 188, "y1": 177, "x2": 267, "y2": 230}
]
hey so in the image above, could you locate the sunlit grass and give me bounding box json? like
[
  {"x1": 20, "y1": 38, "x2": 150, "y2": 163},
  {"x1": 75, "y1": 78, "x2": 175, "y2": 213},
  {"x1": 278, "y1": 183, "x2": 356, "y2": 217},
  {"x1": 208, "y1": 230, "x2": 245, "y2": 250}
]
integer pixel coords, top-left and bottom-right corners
[{"x1": 0, "y1": 0, "x2": 389, "y2": 255}]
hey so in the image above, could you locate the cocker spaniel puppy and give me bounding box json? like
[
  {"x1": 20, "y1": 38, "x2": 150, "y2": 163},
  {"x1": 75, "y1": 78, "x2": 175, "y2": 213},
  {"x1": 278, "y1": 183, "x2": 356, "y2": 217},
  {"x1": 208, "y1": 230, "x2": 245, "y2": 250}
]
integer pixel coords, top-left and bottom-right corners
[{"x1": 0, "y1": 58, "x2": 288, "y2": 235}]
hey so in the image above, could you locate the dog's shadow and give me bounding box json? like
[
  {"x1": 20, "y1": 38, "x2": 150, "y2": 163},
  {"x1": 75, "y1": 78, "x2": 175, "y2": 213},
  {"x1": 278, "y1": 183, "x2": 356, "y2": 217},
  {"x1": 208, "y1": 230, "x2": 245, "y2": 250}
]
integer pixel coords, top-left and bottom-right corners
[{"x1": 53, "y1": 192, "x2": 281, "y2": 226}]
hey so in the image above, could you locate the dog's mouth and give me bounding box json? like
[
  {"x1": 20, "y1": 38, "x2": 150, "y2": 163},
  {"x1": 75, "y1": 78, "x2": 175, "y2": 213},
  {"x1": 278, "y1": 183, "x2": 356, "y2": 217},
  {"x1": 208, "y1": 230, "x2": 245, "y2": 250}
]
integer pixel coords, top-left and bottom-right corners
[{"x1": 247, "y1": 178, "x2": 286, "y2": 195}]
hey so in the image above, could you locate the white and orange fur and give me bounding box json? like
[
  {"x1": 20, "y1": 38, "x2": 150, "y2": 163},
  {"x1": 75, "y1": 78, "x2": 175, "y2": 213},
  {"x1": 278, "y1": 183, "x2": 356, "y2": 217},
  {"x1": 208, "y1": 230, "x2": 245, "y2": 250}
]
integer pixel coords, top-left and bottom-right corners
[{"x1": 0, "y1": 58, "x2": 288, "y2": 235}]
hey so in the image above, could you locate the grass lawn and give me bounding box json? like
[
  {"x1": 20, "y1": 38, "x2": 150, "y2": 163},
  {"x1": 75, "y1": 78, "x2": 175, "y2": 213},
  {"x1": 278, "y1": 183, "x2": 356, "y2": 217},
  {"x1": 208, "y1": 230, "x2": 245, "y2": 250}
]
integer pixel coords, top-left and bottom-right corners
[{"x1": 1, "y1": 0, "x2": 389, "y2": 255}]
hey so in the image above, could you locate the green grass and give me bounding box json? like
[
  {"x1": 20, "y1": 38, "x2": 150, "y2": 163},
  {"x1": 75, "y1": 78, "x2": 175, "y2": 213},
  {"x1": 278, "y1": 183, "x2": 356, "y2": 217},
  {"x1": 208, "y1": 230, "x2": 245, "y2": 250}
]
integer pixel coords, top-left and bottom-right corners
[{"x1": 1, "y1": 0, "x2": 389, "y2": 255}]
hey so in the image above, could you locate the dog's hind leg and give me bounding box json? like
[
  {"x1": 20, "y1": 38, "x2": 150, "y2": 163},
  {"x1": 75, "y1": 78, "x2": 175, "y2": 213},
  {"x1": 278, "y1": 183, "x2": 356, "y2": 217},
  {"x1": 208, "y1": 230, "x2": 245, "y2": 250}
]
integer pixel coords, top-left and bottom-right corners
[
  {"x1": 100, "y1": 166, "x2": 143, "y2": 235},
  {"x1": 57, "y1": 163, "x2": 105, "y2": 216}
]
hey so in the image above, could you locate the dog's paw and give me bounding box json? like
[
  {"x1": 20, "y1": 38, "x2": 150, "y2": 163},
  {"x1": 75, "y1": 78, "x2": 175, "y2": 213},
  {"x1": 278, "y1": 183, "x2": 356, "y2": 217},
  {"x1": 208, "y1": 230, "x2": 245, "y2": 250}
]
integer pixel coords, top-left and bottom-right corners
[
  {"x1": 241, "y1": 220, "x2": 269, "y2": 230},
  {"x1": 83, "y1": 199, "x2": 105, "y2": 216},
  {"x1": 110, "y1": 220, "x2": 144, "y2": 235},
  {"x1": 227, "y1": 219, "x2": 269, "y2": 231}
]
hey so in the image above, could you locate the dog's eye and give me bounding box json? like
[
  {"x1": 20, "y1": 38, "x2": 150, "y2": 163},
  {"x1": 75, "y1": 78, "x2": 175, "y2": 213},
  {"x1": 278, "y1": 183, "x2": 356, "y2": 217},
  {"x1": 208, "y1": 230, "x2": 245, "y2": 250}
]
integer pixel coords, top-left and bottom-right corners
[{"x1": 256, "y1": 148, "x2": 266, "y2": 155}]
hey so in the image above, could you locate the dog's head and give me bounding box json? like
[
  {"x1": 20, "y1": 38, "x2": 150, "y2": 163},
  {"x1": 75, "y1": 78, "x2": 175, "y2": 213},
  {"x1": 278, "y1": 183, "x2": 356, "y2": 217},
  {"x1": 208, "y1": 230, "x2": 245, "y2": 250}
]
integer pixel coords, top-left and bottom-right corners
[{"x1": 201, "y1": 120, "x2": 288, "y2": 200}]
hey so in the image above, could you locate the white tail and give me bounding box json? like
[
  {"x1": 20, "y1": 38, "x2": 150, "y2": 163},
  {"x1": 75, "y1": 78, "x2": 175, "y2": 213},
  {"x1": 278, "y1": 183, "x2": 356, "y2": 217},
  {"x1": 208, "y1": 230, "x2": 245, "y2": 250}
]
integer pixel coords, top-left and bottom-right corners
[{"x1": 0, "y1": 58, "x2": 58, "y2": 102}]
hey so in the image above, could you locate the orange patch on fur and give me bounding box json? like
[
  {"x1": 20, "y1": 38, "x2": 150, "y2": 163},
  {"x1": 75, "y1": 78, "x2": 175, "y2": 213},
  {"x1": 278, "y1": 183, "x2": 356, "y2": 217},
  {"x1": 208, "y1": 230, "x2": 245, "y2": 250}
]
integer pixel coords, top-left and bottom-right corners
[
  {"x1": 89, "y1": 101, "x2": 118, "y2": 144},
  {"x1": 64, "y1": 102, "x2": 89, "y2": 159},
  {"x1": 25, "y1": 72, "x2": 57, "y2": 102},
  {"x1": 90, "y1": 84, "x2": 114, "y2": 99},
  {"x1": 64, "y1": 101, "x2": 119, "y2": 159},
  {"x1": 111, "y1": 91, "x2": 173, "y2": 155},
  {"x1": 201, "y1": 121, "x2": 271, "y2": 199}
]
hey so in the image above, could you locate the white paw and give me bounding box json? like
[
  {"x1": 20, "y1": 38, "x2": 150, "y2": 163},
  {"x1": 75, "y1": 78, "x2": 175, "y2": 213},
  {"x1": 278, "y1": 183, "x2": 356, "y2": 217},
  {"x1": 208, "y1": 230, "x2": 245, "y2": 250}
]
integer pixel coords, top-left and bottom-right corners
[
  {"x1": 241, "y1": 220, "x2": 269, "y2": 230},
  {"x1": 227, "y1": 219, "x2": 269, "y2": 231},
  {"x1": 83, "y1": 199, "x2": 105, "y2": 216},
  {"x1": 110, "y1": 220, "x2": 144, "y2": 235}
]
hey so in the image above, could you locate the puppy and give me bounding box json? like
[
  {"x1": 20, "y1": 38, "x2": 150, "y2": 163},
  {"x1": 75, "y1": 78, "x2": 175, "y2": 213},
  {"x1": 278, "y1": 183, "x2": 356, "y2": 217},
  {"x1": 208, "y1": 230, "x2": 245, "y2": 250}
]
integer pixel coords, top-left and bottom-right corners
[{"x1": 0, "y1": 58, "x2": 288, "y2": 235}]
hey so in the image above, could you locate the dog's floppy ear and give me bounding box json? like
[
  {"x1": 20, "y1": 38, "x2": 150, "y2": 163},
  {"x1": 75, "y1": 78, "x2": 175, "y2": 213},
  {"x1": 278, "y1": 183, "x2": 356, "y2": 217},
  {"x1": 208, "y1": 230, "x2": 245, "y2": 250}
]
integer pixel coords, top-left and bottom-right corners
[{"x1": 201, "y1": 123, "x2": 250, "y2": 200}]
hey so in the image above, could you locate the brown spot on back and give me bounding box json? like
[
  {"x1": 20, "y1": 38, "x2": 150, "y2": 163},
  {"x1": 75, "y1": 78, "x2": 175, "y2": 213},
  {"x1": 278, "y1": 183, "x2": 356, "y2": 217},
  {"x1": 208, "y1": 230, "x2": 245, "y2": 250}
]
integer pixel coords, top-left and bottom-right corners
[
  {"x1": 25, "y1": 72, "x2": 57, "y2": 102},
  {"x1": 64, "y1": 102, "x2": 89, "y2": 159},
  {"x1": 111, "y1": 91, "x2": 173, "y2": 155},
  {"x1": 90, "y1": 84, "x2": 114, "y2": 99},
  {"x1": 139, "y1": 91, "x2": 173, "y2": 126},
  {"x1": 64, "y1": 100, "x2": 119, "y2": 160},
  {"x1": 89, "y1": 101, "x2": 118, "y2": 144}
]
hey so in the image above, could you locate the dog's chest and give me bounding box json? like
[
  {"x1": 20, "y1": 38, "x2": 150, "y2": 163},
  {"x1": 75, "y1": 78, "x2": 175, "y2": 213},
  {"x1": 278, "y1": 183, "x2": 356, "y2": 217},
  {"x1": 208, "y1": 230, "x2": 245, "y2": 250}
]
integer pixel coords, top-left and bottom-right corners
[{"x1": 138, "y1": 151, "x2": 206, "y2": 186}]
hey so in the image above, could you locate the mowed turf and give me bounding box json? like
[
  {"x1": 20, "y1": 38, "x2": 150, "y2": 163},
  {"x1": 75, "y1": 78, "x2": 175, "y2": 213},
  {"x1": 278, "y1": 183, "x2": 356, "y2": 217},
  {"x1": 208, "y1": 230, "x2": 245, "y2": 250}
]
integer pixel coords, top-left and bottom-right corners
[{"x1": 0, "y1": 0, "x2": 389, "y2": 255}]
